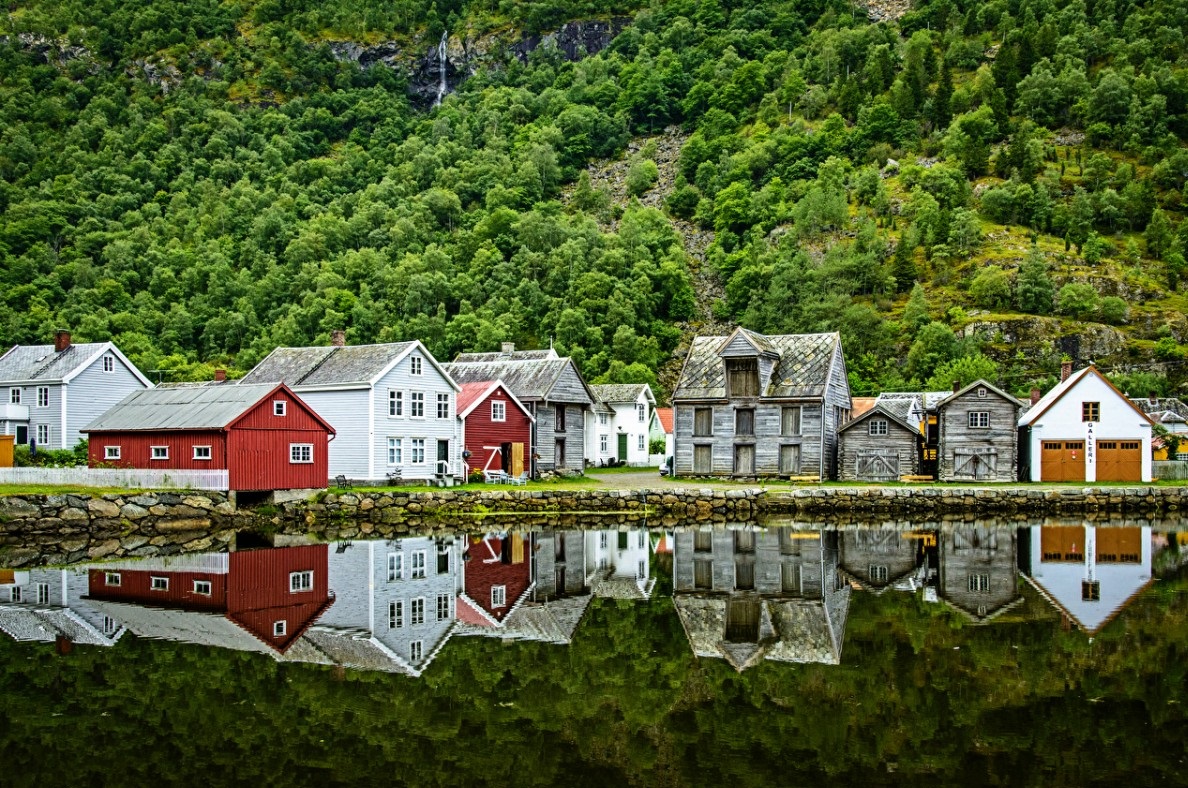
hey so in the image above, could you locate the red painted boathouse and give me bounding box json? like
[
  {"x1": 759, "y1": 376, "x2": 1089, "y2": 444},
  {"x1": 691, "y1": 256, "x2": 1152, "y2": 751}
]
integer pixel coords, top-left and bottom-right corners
[{"x1": 456, "y1": 380, "x2": 533, "y2": 476}]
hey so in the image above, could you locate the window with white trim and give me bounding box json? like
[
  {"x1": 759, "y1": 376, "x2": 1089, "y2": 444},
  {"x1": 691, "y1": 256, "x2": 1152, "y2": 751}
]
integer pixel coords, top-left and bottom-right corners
[
  {"x1": 869, "y1": 565, "x2": 888, "y2": 582},
  {"x1": 639, "y1": 532, "x2": 646, "y2": 548},
  {"x1": 436, "y1": 393, "x2": 449, "y2": 419},
  {"x1": 410, "y1": 356, "x2": 423, "y2": 375},
  {"x1": 104, "y1": 446, "x2": 121, "y2": 460},
  {"x1": 599, "y1": 533, "x2": 608, "y2": 549},
  {"x1": 193, "y1": 580, "x2": 212, "y2": 595},
  {"x1": 102, "y1": 355, "x2": 114, "y2": 373},
  {"x1": 387, "y1": 552, "x2": 403, "y2": 581},
  {"x1": 491, "y1": 400, "x2": 506, "y2": 422},
  {"x1": 968, "y1": 411, "x2": 990, "y2": 429},
  {"x1": 387, "y1": 438, "x2": 403, "y2": 465},
  {"x1": 638, "y1": 434, "x2": 645, "y2": 451},
  {"x1": 967, "y1": 574, "x2": 990, "y2": 592},
  {"x1": 410, "y1": 597, "x2": 425, "y2": 625},
  {"x1": 410, "y1": 439, "x2": 425, "y2": 464},
  {"x1": 269, "y1": 400, "x2": 285, "y2": 417},
  {"x1": 37, "y1": 583, "x2": 49, "y2": 605},
  {"x1": 977, "y1": 387, "x2": 987, "y2": 398},
  {"x1": 9, "y1": 388, "x2": 20, "y2": 404},
  {"x1": 103, "y1": 616, "x2": 116, "y2": 635},
  {"x1": 410, "y1": 391, "x2": 424, "y2": 417},
  {"x1": 193, "y1": 446, "x2": 212, "y2": 460},
  {"x1": 36, "y1": 424, "x2": 49, "y2": 444},
  {"x1": 436, "y1": 593, "x2": 451, "y2": 621},
  {"x1": 10, "y1": 586, "x2": 22, "y2": 602},
  {"x1": 289, "y1": 571, "x2": 314, "y2": 592},
  {"x1": 389, "y1": 600, "x2": 404, "y2": 629},
  {"x1": 151, "y1": 576, "x2": 169, "y2": 591},
  {"x1": 638, "y1": 560, "x2": 646, "y2": 579},
  {"x1": 869, "y1": 420, "x2": 888, "y2": 436},
  {"x1": 389, "y1": 389, "x2": 403, "y2": 417},
  {"x1": 491, "y1": 585, "x2": 507, "y2": 608},
  {"x1": 289, "y1": 444, "x2": 313, "y2": 463},
  {"x1": 37, "y1": 387, "x2": 48, "y2": 407},
  {"x1": 411, "y1": 550, "x2": 426, "y2": 578},
  {"x1": 600, "y1": 435, "x2": 608, "y2": 452},
  {"x1": 151, "y1": 446, "x2": 169, "y2": 460},
  {"x1": 599, "y1": 413, "x2": 608, "y2": 426},
  {"x1": 637, "y1": 403, "x2": 646, "y2": 423},
  {"x1": 410, "y1": 640, "x2": 423, "y2": 662},
  {"x1": 273, "y1": 620, "x2": 287, "y2": 637}
]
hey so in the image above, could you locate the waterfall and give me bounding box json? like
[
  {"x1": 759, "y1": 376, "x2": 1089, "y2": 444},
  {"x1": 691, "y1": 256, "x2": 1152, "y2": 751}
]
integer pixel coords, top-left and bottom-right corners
[{"x1": 433, "y1": 32, "x2": 448, "y2": 107}]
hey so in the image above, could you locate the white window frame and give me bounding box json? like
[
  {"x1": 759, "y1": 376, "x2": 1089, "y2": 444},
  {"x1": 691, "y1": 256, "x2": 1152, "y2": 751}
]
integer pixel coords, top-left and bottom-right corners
[
  {"x1": 968, "y1": 411, "x2": 990, "y2": 429},
  {"x1": 150, "y1": 445, "x2": 169, "y2": 460},
  {"x1": 410, "y1": 391, "x2": 425, "y2": 418},
  {"x1": 869, "y1": 565, "x2": 888, "y2": 582},
  {"x1": 193, "y1": 579, "x2": 212, "y2": 595},
  {"x1": 410, "y1": 597, "x2": 425, "y2": 625},
  {"x1": 36, "y1": 387, "x2": 48, "y2": 408},
  {"x1": 289, "y1": 443, "x2": 313, "y2": 464},
  {"x1": 289, "y1": 570, "x2": 314, "y2": 593},
  {"x1": 273, "y1": 400, "x2": 287, "y2": 416},
  {"x1": 599, "y1": 413, "x2": 608, "y2": 426},
  {"x1": 599, "y1": 533, "x2": 608, "y2": 549},
  {"x1": 868, "y1": 420, "x2": 888, "y2": 436},
  {"x1": 273, "y1": 620, "x2": 287, "y2": 637},
  {"x1": 436, "y1": 593, "x2": 451, "y2": 621},
  {"x1": 491, "y1": 585, "x2": 507, "y2": 608},
  {"x1": 389, "y1": 600, "x2": 404, "y2": 629},
  {"x1": 436, "y1": 393, "x2": 450, "y2": 419},
  {"x1": 389, "y1": 389, "x2": 404, "y2": 417},
  {"x1": 639, "y1": 531, "x2": 646, "y2": 548},
  {"x1": 102, "y1": 355, "x2": 115, "y2": 373},
  {"x1": 106, "y1": 574, "x2": 123, "y2": 589},
  {"x1": 9, "y1": 388, "x2": 20, "y2": 405},
  {"x1": 36, "y1": 424, "x2": 49, "y2": 445},
  {"x1": 491, "y1": 400, "x2": 506, "y2": 422},
  {"x1": 193, "y1": 445, "x2": 212, "y2": 461},
  {"x1": 638, "y1": 559, "x2": 647, "y2": 579},
  {"x1": 150, "y1": 576, "x2": 169, "y2": 591},
  {"x1": 387, "y1": 552, "x2": 403, "y2": 581},
  {"x1": 37, "y1": 583, "x2": 49, "y2": 605},
  {"x1": 10, "y1": 586, "x2": 22, "y2": 602},
  {"x1": 410, "y1": 640, "x2": 423, "y2": 662},
  {"x1": 637, "y1": 403, "x2": 646, "y2": 423},
  {"x1": 387, "y1": 438, "x2": 403, "y2": 466},
  {"x1": 977, "y1": 387, "x2": 987, "y2": 398},
  {"x1": 410, "y1": 356, "x2": 423, "y2": 375},
  {"x1": 600, "y1": 435, "x2": 608, "y2": 452},
  {"x1": 638, "y1": 434, "x2": 645, "y2": 451},
  {"x1": 104, "y1": 446, "x2": 121, "y2": 460},
  {"x1": 410, "y1": 438, "x2": 426, "y2": 465},
  {"x1": 103, "y1": 616, "x2": 116, "y2": 635},
  {"x1": 411, "y1": 550, "x2": 427, "y2": 579}
]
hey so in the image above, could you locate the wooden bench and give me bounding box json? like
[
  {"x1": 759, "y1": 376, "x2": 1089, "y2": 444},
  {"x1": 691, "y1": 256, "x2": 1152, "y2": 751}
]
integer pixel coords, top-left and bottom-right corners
[
  {"x1": 900, "y1": 475, "x2": 936, "y2": 483},
  {"x1": 783, "y1": 475, "x2": 821, "y2": 483}
]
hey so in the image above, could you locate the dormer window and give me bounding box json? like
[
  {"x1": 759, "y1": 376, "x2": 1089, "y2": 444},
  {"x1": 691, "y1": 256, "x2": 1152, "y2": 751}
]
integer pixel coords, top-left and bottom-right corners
[{"x1": 726, "y1": 358, "x2": 759, "y2": 398}]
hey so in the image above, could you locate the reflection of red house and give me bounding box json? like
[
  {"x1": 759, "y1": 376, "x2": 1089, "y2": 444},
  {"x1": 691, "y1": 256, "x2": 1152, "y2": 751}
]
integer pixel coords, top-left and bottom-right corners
[
  {"x1": 458, "y1": 534, "x2": 533, "y2": 625},
  {"x1": 83, "y1": 383, "x2": 336, "y2": 491},
  {"x1": 457, "y1": 380, "x2": 533, "y2": 475},
  {"x1": 86, "y1": 545, "x2": 333, "y2": 652}
]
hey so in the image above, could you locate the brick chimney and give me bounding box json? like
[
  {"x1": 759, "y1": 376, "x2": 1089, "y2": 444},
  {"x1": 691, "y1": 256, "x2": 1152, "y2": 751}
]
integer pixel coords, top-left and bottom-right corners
[
  {"x1": 1060, "y1": 360, "x2": 1073, "y2": 382},
  {"x1": 1149, "y1": 391, "x2": 1159, "y2": 406},
  {"x1": 501, "y1": 342, "x2": 515, "y2": 355},
  {"x1": 953, "y1": 380, "x2": 961, "y2": 394},
  {"x1": 1030, "y1": 388, "x2": 1042, "y2": 406},
  {"x1": 53, "y1": 329, "x2": 71, "y2": 353},
  {"x1": 331, "y1": 330, "x2": 346, "y2": 348},
  {"x1": 214, "y1": 369, "x2": 227, "y2": 383}
]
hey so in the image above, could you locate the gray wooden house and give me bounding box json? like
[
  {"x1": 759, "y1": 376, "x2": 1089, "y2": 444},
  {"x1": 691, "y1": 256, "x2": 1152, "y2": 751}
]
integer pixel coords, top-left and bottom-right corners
[
  {"x1": 672, "y1": 527, "x2": 849, "y2": 669},
  {"x1": 671, "y1": 329, "x2": 851, "y2": 479},
  {"x1": 838, "y1": 530, "x2": 929, "y2": 592},
  {"x1": 837, "y1": 395, "x2": 924, "y2": 481},
  {"x1": 935, "y1": 379, "x2": 1025, "y2": 482},
  {"x1": 937, "y1": 526, "x2": 1022, "y2": 623},
  {"x1": 447, "y1": 344, "x2": 594, "y2": 475}
]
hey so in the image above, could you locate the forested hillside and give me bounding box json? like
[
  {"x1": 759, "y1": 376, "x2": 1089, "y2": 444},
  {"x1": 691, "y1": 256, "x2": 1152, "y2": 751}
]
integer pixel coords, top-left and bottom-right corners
[{"x1": 2, "y1": 0, "x2": 1187, "y2": 398}]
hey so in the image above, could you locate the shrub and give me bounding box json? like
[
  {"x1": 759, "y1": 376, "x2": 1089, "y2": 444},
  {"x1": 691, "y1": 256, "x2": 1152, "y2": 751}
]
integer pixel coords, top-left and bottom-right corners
[
  {"x1": 969, "y1": 265, "x2": 1011, "y2": 309},
  {"x1": 1099, "y1": 296, "x2": 1129, "y2": 325},
  {"x1": 625, "y1": 158, "x2": 659, "y2": 196},
  {"x1": 1056, "y1": 282, "x2": 1100, "y2": 319}
]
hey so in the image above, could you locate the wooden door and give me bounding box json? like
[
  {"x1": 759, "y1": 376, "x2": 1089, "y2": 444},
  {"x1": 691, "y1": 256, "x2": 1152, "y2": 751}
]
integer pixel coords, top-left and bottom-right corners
[
  {"x1": 734, "y1": 444, "x2": 755, "y2": 475},
  {"x1": 617, "y1": 432, "x2": 628, "y2": 461},
  {"x1": 780, "y1": 444, "x2": 801, "y2": 474},
  {"x1": 693, "y1": 445, "x2": 712, "y2": 473},
  {"x1": 856, "y1": 448, "x2": 899, "y2": 481},
  {"x1": 511, "y1": 443, "x2": 524, "y2": 476},
  {"x1": 1041, "y1": 441, "x2": 1085, "y2": 481},
  {"x1": 725, "y1": 598, "x2": 760, "y2": 641},
  {"x1": 1097, "y1": 440, "x2": 1142, "y2": 482},
  {"x1": 953, "y1": 448, "x2": 998, "y2": 480},
  {"x1": 555, "y1": 438, "x2": 566, "y2": 468}
]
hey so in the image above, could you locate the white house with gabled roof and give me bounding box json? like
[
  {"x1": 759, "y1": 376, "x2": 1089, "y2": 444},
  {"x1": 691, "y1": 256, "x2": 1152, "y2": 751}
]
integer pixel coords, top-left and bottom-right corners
[
  {"x1": 239, "y1": 337, "x2": 460, "y2": 483},
  {"x1": 585, "y1": 383, "x2": 657, "y2": 467},
  {"x1": 0, "y1": 330, "x2": 152, "y2": 450},
  {"x1": 1019, "y1": 364, "x2": 1153, "y2": 482}
]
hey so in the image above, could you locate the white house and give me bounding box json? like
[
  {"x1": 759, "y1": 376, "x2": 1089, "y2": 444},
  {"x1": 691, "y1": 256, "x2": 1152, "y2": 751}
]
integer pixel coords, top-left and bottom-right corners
[
  {"x1": 585, "y1": 528, "x2": 654, "y2": 599},
  {"x1": 0, "y1": 330, "x2": 152, "y2": 450},
  {"x1": 0, "y1": 566, "x2": 126, "y2": 646},
  {"x1": 585, "y1": 384, "x2": 656, "y2": 466},
  {"x1": 240, "y1": 336, "x2": 460, "y2": 483},
  {"x1": 1018, "y1": 363, "x2": 1153, "y2": 482}
]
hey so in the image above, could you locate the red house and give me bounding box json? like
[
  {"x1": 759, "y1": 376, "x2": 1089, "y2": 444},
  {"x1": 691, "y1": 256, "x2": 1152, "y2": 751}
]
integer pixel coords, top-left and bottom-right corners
[
  {"x1": 458, "y1": 533, "x2": 533, "y2": 626},
  {"x1": 85, "y1": 545, "x2": 333, "y2": 653},
  {"x1": 456, "y1": 380, "x2": 533, "y2": 476},
  {"x1": 83, "y1": 383, "x2": 336, "y2": 491}
]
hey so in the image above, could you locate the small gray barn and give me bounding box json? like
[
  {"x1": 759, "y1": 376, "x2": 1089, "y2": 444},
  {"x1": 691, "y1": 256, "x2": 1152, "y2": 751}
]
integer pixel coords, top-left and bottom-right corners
[
  {"x1": 935, "y1": 379, "x2": 1025, "y2": 482},
  {"x1": 837, "y1": 395, "x2": 924, "y2": 481}
]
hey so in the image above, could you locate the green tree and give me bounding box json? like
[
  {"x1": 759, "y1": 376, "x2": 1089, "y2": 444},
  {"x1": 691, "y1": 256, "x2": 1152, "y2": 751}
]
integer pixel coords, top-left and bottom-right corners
[
  {"x1": 902, "y1": 282, "x2": 931, "y2": 335},
  {"x1": 924, "y1": 353, "x2": 999, "y2": 390},
  {"x1": 906, "y1": 321, "x2": 959, "y2": 382},
  {"x1": 968, "y1": 266, "x2": 1011, "y2": 309},
  {"x1": 1056, "y1": 282, "x2": 1100, "y2": 319},
  {"x1": 1016, "y1": 247, "x2": 1055, "y2": 315}
]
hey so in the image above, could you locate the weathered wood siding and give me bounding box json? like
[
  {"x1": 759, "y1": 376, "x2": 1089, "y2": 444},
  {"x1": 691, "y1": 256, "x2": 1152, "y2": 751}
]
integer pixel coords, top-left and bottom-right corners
[
  {"x1": 839, "y1": 531, "x2": 921, "y2": 589},
  {"x1": 673, "y1": 528, "x2": 827, "y2": 595},
  {"x1": 937, "y1": 388, "x2": 1020, "y2": 482},
  {"x1": 838, "y1": 415, "x2": 920, "y2": 481},
  {"x1": 672, "y1": 402, "x2": 823, "y2": 477},
  {"x1": 822, "y1": 343, "x2": 852, "y2": 479},
  {"x1": 536, "y1": 402, "x2": 588, "y2": 471},
  {"x1": 939, "y1": 526, "x2": 1018, "y2": 618}
]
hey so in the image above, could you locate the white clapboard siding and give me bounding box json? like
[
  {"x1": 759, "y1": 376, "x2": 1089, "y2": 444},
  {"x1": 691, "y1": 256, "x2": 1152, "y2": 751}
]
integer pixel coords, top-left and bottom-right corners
[{"x1": 0, "y1": 467, "x2": 229, "y2": 490}]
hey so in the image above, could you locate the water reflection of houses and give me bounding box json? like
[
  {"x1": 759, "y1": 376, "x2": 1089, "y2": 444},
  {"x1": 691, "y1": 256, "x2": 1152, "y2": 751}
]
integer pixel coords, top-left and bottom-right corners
[
  {"x1": 938, "y1": 527, "x2": 1022, "y2": 623},
  {"x1": 586, "y1": 528, "x2": 655, "y2": 599},
  {"x1": 838, "y1": 530, "x2": 932, "y2": 593},
  {"x1": 0, "y1": 566, "x2": 125, "y2": 646},
  {"x1": 85, "y1": 546, "x2": 333, "y2": 657},
  {"x1": 1022, "y1": 525, "x2": 1152, "y2": 634},
  {"x1": 672, "y1": 527, "x2": 850, "y2": 670}
]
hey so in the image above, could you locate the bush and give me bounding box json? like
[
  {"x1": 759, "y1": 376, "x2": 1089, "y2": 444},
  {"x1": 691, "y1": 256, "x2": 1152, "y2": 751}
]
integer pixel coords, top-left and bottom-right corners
[
  {"x1": 1155, "y1": 336, "x2": 1185, "y2": 360},
  {"x1": 648, "y1": 436, "x2": 666, "y2": 454},
  {"x1": 1099, "y1": 296, "x2": 1129, "y2": 325},
  {"x1": 14, "y1": 445, "x2": 82, "y2": 468},
  {"x1": 1056, "y1": 283, "x2": 1100, "y2": 319},
  {"x1": 625, "y1": 158, "x2": 660, "y2": 196},
  {"x1": 665, "y1": 183, "x2": 701, "y2": 219},
  {"x1": 968, "y1": 265, "x2": 1011, "y2": 309}
]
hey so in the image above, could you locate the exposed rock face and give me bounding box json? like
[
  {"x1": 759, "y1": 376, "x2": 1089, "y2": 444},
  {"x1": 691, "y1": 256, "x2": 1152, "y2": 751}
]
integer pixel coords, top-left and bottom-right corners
[
  {"x1": 861, "y1": 0, "x2": 912, "y2": 21},
  {"x1": 961, "y1": 316, "x2": 1129, "y2": 365}
]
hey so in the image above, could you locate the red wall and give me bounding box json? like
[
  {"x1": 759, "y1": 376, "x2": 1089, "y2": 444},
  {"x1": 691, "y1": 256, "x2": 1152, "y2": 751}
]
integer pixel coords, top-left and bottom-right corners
[
  {"x1": 463, "y1": 535, "x2": 532, "y2": 622},
  {"x1": 88, "y1": 431, "x2": 227, "y2": 470},
  {"x1": 462, "y1": 387, "x2": 533, "y2": 473},
  {"x1": 227, "y1": 391, "x2": 332, "y2": 491},
  {"x1": 227, "y1": 546, "x2": 330, "y2": 613},
  {"x1": 86, "y1": 568, "x2": 228, "y2": 611}
]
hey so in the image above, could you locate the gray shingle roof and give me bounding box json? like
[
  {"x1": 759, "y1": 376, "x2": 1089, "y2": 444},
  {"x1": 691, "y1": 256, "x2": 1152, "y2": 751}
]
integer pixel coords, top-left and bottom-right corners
[
  {"x1": 673, "y1": 331, "x2": 841, "y2": 400},
  {"x1": 446, "y1": 359, "x2": 586, "y2": 403},
  {"x1": 1135, "y1": 397, "x2": 1188, "y2": 420},
  {"x1": 239, "y1": 343, "x2": 418, "y2": 387},
  {"x1": 0, "y1": 343, "x2": 111, "y2": 382},
  {"x1": 83, "y1": 384, "x2": 284, "y2": 432},
  {"x1": 673, "y1": 595, "x2": 844, "y2": 669},
  {"x1": 454, "y1": 348, "x2": 560, "y2": 363},
  {"x1": 589, "y1": 384, "x2": 652, "y2": 404},
  {"x1": 877, "y1": 391, "x2": 951, "y2": 412}
]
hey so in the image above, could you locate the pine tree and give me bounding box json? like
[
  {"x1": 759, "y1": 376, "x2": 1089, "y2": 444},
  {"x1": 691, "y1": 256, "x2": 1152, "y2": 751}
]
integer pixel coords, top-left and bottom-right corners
[
  {"x1": 891, "y1": 237, "x2": 919, "y2": 292},
  {"x1": 1016, "y1": 246, "x2": 1055, "y2": 315},
  {"x1": 931, "y1": 61, "x2": 953, "y2": 129},
  {"x1": 903, "y1": 282, "x2": 931, "y2": 335}
]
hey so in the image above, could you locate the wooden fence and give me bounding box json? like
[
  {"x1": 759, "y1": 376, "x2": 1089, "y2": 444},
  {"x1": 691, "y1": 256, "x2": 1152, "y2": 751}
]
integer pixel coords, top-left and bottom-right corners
[
  {"x1": 0, "y1": 466, "x2": 229, "y2": 491},
  {"x1": 1154, "y1": 461, "x2": 1188, "y2": 481}
]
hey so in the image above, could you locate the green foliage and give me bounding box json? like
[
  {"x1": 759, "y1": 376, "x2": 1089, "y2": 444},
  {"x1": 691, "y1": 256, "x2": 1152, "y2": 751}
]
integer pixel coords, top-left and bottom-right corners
[
  {"x1": 1099, "y1": 296, "x2": 1129, "y2": 325},
  {"x1": 968, "y1": 266, "x2": 1011, "y2": 310},
  {"x1": 1056, "y1": 283, "x2": 1100, "y2": 319},
  {"x1": 625, "y1": 158, "x2": 659, "y2": 197},
  {"x1": 906, "y1": 321, "x2": 958, "y2": 382},
  {"x1": 648, "y1": 436, "x2": 665, "y2": 454},
  {"x1": 1016, "y1": 248, "x2": 1055, "y2": 315},
  {"x1": 924, "y1": 353, "x2": 999, "y2": 391},
  {"x1": 903, "y1": 283, "x2": 931, "y2": 336}
]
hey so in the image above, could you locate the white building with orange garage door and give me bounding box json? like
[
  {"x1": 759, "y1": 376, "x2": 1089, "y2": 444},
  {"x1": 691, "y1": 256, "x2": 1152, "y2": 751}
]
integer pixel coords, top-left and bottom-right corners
[{"x1": 1018, "y1": 363, "x2": 1153, "y2": 482}]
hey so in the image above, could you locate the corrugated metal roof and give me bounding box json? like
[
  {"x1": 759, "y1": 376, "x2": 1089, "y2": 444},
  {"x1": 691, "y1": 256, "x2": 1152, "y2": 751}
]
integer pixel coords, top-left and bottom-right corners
[
  {"x1": 83, "y1": 384, "x2": 281, "y2": 432},
  {"x1": 673, "y1": 332, "x2": 841, "y2": 400},
  {"x1": 446, "y1": 358, "x2": 577, "y2": 402},
  {"x1": 0, "y1": 343, "x2": 110, "y2": 382},
  {"x1": 239, "y1": 343, "x2": 417, "y2": 387}
]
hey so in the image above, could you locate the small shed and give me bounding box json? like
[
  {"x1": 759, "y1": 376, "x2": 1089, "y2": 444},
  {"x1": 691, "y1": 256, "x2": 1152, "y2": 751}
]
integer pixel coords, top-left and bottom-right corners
[
  {"x1": 455, "y1": 380, "x2": 533, "y2": 477},
  {"x1": 83, "y1": 383, "x2": 335, "y2": 491},
  {"x1": 935, "y1": 379, "x2": 1025, "y2": 482},
  {"x1": 837, "y1": 397, "x2": 922, "y2": 481}
]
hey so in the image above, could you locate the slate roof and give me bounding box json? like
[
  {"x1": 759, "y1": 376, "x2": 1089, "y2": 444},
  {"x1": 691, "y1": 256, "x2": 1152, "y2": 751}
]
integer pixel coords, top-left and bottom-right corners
[
  {"x1": 672, "y1": 331, "x2": 842, "y2": 400},
  {"x1": 293, "y1": 629, "x2": 418, "y2": 675},
  {"x1": 446, "y1": 358, "x2": 592, "y2": 404},
  {"x1": 589, "y1": 570, "x2": 655, "y2": 600},
  {"x1": 1134, "y1": 397, "x2": 1188, "y2": 421},
  {"x1": 239, "y1": 342, "x2": 420, "y2": 388},
  {"x1": 589, "y1": 384, "x2": 653, "y2": 405},
  {"x1": 0, "y1": 342, "x2": 139, "y2": 384},
  {"x1": 82, "y1": 383, "x2": 299, "y2": 432},
  {"x1": 877, "y1": 390, "x2": 950, "y2": 412},
  {"x1": 454, "y1": 348, "x2": 559, "y2": 363},
  {"x1": 0, "y1": 606, "x2": 120, "y2": 646}
]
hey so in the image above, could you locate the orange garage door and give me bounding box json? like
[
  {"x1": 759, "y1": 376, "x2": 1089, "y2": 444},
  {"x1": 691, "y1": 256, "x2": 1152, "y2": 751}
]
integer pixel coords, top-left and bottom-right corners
[
  {"x1": 1096, "y1": 440, "x2": 1143, "y2": 482},
  {"x1": 1041, "y1": 441, "x2": 1085, "y2": 482}
]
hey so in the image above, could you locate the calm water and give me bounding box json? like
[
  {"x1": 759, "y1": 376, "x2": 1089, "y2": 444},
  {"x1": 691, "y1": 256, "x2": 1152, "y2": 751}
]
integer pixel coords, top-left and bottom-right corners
[{"x1": 2, "y1": 521, "x2": 1187, "y2": 787}]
